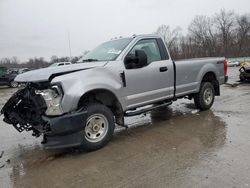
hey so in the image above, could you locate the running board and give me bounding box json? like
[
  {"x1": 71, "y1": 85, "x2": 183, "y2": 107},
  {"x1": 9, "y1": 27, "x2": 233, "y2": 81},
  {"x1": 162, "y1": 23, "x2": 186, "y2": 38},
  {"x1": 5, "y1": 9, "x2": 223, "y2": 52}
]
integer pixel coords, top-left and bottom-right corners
[{"x1": 124, "y1": 102, "x2": 172, "y2": 117}]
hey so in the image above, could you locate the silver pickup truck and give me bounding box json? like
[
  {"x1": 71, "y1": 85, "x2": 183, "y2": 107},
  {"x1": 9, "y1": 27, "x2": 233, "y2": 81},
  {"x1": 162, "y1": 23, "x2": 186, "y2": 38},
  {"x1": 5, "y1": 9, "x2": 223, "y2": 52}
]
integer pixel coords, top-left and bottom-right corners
[{"x1": 1, "y1": 35, "x2": 228, "y2": 151}]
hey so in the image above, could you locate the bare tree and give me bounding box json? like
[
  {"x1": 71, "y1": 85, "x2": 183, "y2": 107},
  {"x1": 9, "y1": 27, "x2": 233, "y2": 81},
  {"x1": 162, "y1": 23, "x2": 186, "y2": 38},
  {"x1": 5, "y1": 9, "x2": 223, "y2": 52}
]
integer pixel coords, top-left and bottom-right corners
[
  {"x1": 51, "y1": 55, "x2": 59, "y2": 63},
  {"x1": 2, "y1": 9, "x2": 250, "y2": 70},
  {"x1": 82, "y1": 50, "x2": 90, "y2": 56},
  {"x1": 235, "y1": 14, "x2": 250, "y2": 56},
  {"x1": 155, "y1": 25, "x2": 182, "y2": 58},
  {"x1": 188, "y1": 15, "x2": 217, "y2": 57},
  {"x1": 214, "y1": 9, "x2": 236, "y2": 56},
  {"x1": 154, "y1": 10, "x2": 250, "y2": 59},
  {"x1": 0, "y1": 58, "x2": 11, "y2": 64},
  {"x1": 0, "y1": 57, "x2": 21, "y2": 69},
  {"x1": 178, "y1": 36, "x2": 195, "y2": 59}
]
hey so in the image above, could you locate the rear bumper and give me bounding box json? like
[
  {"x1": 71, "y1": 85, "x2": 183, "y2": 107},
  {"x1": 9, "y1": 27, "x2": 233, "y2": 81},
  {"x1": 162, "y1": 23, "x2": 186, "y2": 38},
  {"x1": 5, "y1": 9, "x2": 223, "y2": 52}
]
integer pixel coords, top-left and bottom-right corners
[{"x1": 42, "y1": 110, "x2": 87, "y2": 149}]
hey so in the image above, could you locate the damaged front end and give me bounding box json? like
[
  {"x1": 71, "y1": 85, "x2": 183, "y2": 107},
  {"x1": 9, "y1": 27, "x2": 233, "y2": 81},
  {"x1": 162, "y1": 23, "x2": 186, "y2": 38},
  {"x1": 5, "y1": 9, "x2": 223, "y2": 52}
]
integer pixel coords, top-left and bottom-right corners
[
  {"x1": 1, "y1": 83, "x2": 48, "y2": 136},
  {"x1": 1, "y1": 83, "x2": 87, "y2": 149},
  {"x1": 239, "y1": 66, "x2": 250, "y2": 81}
]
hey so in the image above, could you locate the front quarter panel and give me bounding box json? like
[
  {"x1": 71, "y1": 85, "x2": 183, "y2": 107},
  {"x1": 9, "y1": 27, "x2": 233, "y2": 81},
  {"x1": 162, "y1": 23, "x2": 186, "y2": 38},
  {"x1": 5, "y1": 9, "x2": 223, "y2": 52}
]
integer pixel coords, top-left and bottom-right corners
[{"x1": 51, "y1": 65, "x2": 123, "y2": 113}]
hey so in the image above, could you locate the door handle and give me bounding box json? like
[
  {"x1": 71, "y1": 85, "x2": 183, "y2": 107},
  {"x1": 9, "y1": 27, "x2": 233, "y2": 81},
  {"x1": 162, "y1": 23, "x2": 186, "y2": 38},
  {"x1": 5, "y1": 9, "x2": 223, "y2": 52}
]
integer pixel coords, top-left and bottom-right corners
[{"x1": 159, "y1": 66, "x2": 168, "y2": 72}]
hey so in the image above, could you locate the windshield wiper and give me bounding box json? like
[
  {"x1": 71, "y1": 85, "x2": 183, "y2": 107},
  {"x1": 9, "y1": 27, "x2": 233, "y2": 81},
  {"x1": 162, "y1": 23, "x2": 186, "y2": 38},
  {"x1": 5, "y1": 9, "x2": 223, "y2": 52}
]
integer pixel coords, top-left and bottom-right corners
[{"x1": 81, "y1": 58, "x2": 99, "y2": 62}]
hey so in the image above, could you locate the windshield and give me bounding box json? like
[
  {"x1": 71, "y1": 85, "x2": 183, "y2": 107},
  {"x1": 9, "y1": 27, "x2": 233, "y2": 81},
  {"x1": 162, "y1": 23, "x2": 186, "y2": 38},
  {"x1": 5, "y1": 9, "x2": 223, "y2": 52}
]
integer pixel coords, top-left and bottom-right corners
[{"x1": 78, "y1": 38, "x2": 132, "y2": 62}]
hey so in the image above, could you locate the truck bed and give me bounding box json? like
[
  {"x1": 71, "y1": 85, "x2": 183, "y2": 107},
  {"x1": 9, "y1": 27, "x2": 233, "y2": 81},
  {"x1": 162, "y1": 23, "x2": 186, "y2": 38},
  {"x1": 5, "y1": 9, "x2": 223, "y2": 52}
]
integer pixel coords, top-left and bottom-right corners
[{"x1": 174, "y1": 57, "x2": 225, "y2": 97}]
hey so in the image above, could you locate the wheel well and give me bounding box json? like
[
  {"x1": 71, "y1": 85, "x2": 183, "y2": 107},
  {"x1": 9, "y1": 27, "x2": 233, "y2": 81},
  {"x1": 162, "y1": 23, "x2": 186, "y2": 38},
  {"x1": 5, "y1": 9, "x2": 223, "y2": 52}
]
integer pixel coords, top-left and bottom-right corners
[
  {"x1": 78, "y1": 89, "x2": 124, "y2": 125},
  {"x1": 201, "y1": 72, "x2": 220, "y2": 96}
]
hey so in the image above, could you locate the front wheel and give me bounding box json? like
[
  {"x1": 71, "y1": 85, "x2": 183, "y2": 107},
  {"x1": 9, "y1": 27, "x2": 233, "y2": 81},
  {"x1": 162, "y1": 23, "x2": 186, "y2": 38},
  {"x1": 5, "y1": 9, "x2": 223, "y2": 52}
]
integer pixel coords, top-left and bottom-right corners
[
  {"x1": 194, "y1": 82, "x2": 215, "y2": 111},
  {"x1": 9, "y1": 81, "x2": 18, "y2": 88},
  {"x1": 81, "y1": 103, "x2": 115, "y2": 151}
]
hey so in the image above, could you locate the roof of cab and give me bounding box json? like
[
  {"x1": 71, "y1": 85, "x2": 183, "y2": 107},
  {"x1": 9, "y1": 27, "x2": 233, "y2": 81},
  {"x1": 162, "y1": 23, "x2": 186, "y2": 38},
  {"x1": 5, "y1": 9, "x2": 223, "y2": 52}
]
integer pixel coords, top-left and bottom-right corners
[{"x1": 132, "y1": 34, "x2": 161, "y2": 39}]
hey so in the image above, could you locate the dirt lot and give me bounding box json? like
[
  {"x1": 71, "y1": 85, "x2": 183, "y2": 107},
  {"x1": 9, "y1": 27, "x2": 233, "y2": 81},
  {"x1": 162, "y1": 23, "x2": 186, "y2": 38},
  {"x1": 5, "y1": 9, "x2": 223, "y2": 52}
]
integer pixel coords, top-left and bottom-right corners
[{"x1": 0, "y1": 67, "x2": 249, "y2": 188}]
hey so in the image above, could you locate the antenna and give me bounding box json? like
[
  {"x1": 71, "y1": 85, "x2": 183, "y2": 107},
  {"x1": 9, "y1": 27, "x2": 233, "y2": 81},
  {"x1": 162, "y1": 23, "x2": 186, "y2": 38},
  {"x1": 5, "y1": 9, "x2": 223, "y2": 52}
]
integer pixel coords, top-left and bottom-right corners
[{"x1": 67, "y1": 29, "x2": 72, "y2": 58}]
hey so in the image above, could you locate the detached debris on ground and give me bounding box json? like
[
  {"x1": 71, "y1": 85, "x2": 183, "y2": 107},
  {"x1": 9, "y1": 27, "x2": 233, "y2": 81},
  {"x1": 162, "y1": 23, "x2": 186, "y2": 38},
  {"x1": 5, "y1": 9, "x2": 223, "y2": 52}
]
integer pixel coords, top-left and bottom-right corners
[
  {"x1": 225, "y1": 82, "x2": 241, "y2": 87},
  {"x1": 0, "y1": 151, "x2": 4, "y2": 168},
  {"x1": 0, "y1": 151, "x2": 4, "y2": 158}
]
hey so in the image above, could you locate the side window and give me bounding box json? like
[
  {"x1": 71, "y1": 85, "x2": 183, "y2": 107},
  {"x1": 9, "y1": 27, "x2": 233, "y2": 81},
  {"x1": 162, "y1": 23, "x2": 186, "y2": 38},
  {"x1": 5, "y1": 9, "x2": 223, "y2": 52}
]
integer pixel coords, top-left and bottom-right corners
[{"x1": 128, "y1": 39, "x2": 162, "y2": 64}]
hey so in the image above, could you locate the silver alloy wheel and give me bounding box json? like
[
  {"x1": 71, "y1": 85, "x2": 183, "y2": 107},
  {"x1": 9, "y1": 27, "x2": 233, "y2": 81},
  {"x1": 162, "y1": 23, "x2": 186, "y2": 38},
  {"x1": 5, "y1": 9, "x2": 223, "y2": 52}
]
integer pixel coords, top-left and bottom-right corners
[
  {"x1": 85, "y1": 114, "x2": 109, "y2": 143},
  {"x1": 203, "y1": 87, "x2": 213, "y2": 105},
  {"x1": 10, "y1": 81, "x2": 18, "y2": 88}
]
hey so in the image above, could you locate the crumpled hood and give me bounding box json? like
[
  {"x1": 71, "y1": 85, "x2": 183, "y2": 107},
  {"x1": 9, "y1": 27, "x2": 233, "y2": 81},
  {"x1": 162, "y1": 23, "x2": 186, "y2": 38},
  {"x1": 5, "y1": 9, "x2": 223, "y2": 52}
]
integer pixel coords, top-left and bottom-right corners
[{"x1": 15, "y1": 61, "x2": 107, "y2": 82}]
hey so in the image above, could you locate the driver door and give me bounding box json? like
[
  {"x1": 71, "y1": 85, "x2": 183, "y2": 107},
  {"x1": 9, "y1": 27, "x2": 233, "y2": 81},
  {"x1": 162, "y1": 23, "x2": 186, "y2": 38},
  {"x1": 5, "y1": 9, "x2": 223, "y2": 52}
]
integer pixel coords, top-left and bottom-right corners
[{"x1": 124, "y1": 38, "x2": 174, "y2": 109}]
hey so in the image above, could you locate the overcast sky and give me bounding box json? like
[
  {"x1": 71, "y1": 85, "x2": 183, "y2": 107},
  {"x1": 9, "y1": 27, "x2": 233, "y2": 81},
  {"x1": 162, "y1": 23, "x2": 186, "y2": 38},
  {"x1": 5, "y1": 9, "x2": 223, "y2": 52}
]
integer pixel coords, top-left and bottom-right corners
[{"x1": 0, "y1": 0, "x2": 249, "y2": 61}]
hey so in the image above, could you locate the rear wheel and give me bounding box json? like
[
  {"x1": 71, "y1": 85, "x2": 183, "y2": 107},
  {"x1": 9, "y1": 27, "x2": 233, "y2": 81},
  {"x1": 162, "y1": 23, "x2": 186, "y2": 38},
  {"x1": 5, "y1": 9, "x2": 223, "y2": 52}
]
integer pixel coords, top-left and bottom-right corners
[
  {"x1": 81, "y1": 103, "x2": 115, "y2": 151},
  {"x1": 194, "y1": 82, "x2": 215, "y2": 111}
]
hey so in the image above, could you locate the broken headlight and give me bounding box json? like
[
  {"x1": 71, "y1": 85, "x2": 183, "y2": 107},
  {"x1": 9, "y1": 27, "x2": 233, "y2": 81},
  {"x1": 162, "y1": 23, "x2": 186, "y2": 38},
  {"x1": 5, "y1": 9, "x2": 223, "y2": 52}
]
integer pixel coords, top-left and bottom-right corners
[{"x1": 36, "y1": 85, "x2": 63, "y2": 116}]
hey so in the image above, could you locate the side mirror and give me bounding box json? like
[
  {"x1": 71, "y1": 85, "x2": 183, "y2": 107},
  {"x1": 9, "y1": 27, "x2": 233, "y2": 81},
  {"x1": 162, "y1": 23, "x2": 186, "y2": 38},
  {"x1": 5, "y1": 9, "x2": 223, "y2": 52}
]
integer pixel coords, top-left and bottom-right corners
[{"x1": 124, "y1": 50, "x2": 147, "y2": 69}]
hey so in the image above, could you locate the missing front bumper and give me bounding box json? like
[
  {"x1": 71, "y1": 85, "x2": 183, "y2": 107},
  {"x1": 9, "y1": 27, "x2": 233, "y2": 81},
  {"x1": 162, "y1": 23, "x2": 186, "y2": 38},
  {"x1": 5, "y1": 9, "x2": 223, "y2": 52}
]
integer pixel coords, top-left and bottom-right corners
[{"x1": 1, "y1": 85, "x2": 88, "y2": 149}]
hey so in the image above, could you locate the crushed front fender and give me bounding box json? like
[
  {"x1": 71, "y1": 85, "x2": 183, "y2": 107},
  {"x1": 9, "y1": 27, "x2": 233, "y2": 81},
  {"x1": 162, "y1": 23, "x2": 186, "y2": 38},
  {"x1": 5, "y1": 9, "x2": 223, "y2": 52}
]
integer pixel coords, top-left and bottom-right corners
[{"x1": 1, "y1": 86, "x2": 47, "y2": 135}]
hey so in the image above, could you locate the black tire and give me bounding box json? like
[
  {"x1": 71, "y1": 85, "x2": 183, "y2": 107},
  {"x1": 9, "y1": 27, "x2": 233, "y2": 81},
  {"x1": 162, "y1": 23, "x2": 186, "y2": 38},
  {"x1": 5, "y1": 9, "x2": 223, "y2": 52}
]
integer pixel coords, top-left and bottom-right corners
[
  {"x1": 194, "y1": 82, "x2": 215, "y2": 111},
  {"x1": 9, "y1": 80, "x2": 18, "y2": 88},
  {"x1": 80, "y1": 103, "x2": 115, "y2": 151},
  {"x1": 240, "y1": 76, "x2": 245, "y2": 82}
]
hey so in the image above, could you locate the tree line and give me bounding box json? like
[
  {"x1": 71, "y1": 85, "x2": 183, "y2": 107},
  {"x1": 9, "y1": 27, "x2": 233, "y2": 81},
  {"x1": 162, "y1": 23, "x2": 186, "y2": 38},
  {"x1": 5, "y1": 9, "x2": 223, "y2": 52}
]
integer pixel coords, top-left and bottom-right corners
[
  {"x1": 0, "y1": 56, "x2": 83, "y2": 69},
  {"x1": 156, "y1": 9, "x2": 250, "y2": 60},
  {"x1": 1, "y1": 9, "x2": 249, "y2": 69}
]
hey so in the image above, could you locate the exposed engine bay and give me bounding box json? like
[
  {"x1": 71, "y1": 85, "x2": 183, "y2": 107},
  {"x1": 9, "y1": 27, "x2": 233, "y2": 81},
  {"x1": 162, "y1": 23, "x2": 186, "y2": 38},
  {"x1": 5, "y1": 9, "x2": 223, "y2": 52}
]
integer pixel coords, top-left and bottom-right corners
[{"x1": 1, "y1": 83, "x2": 49, "y2": 137}]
